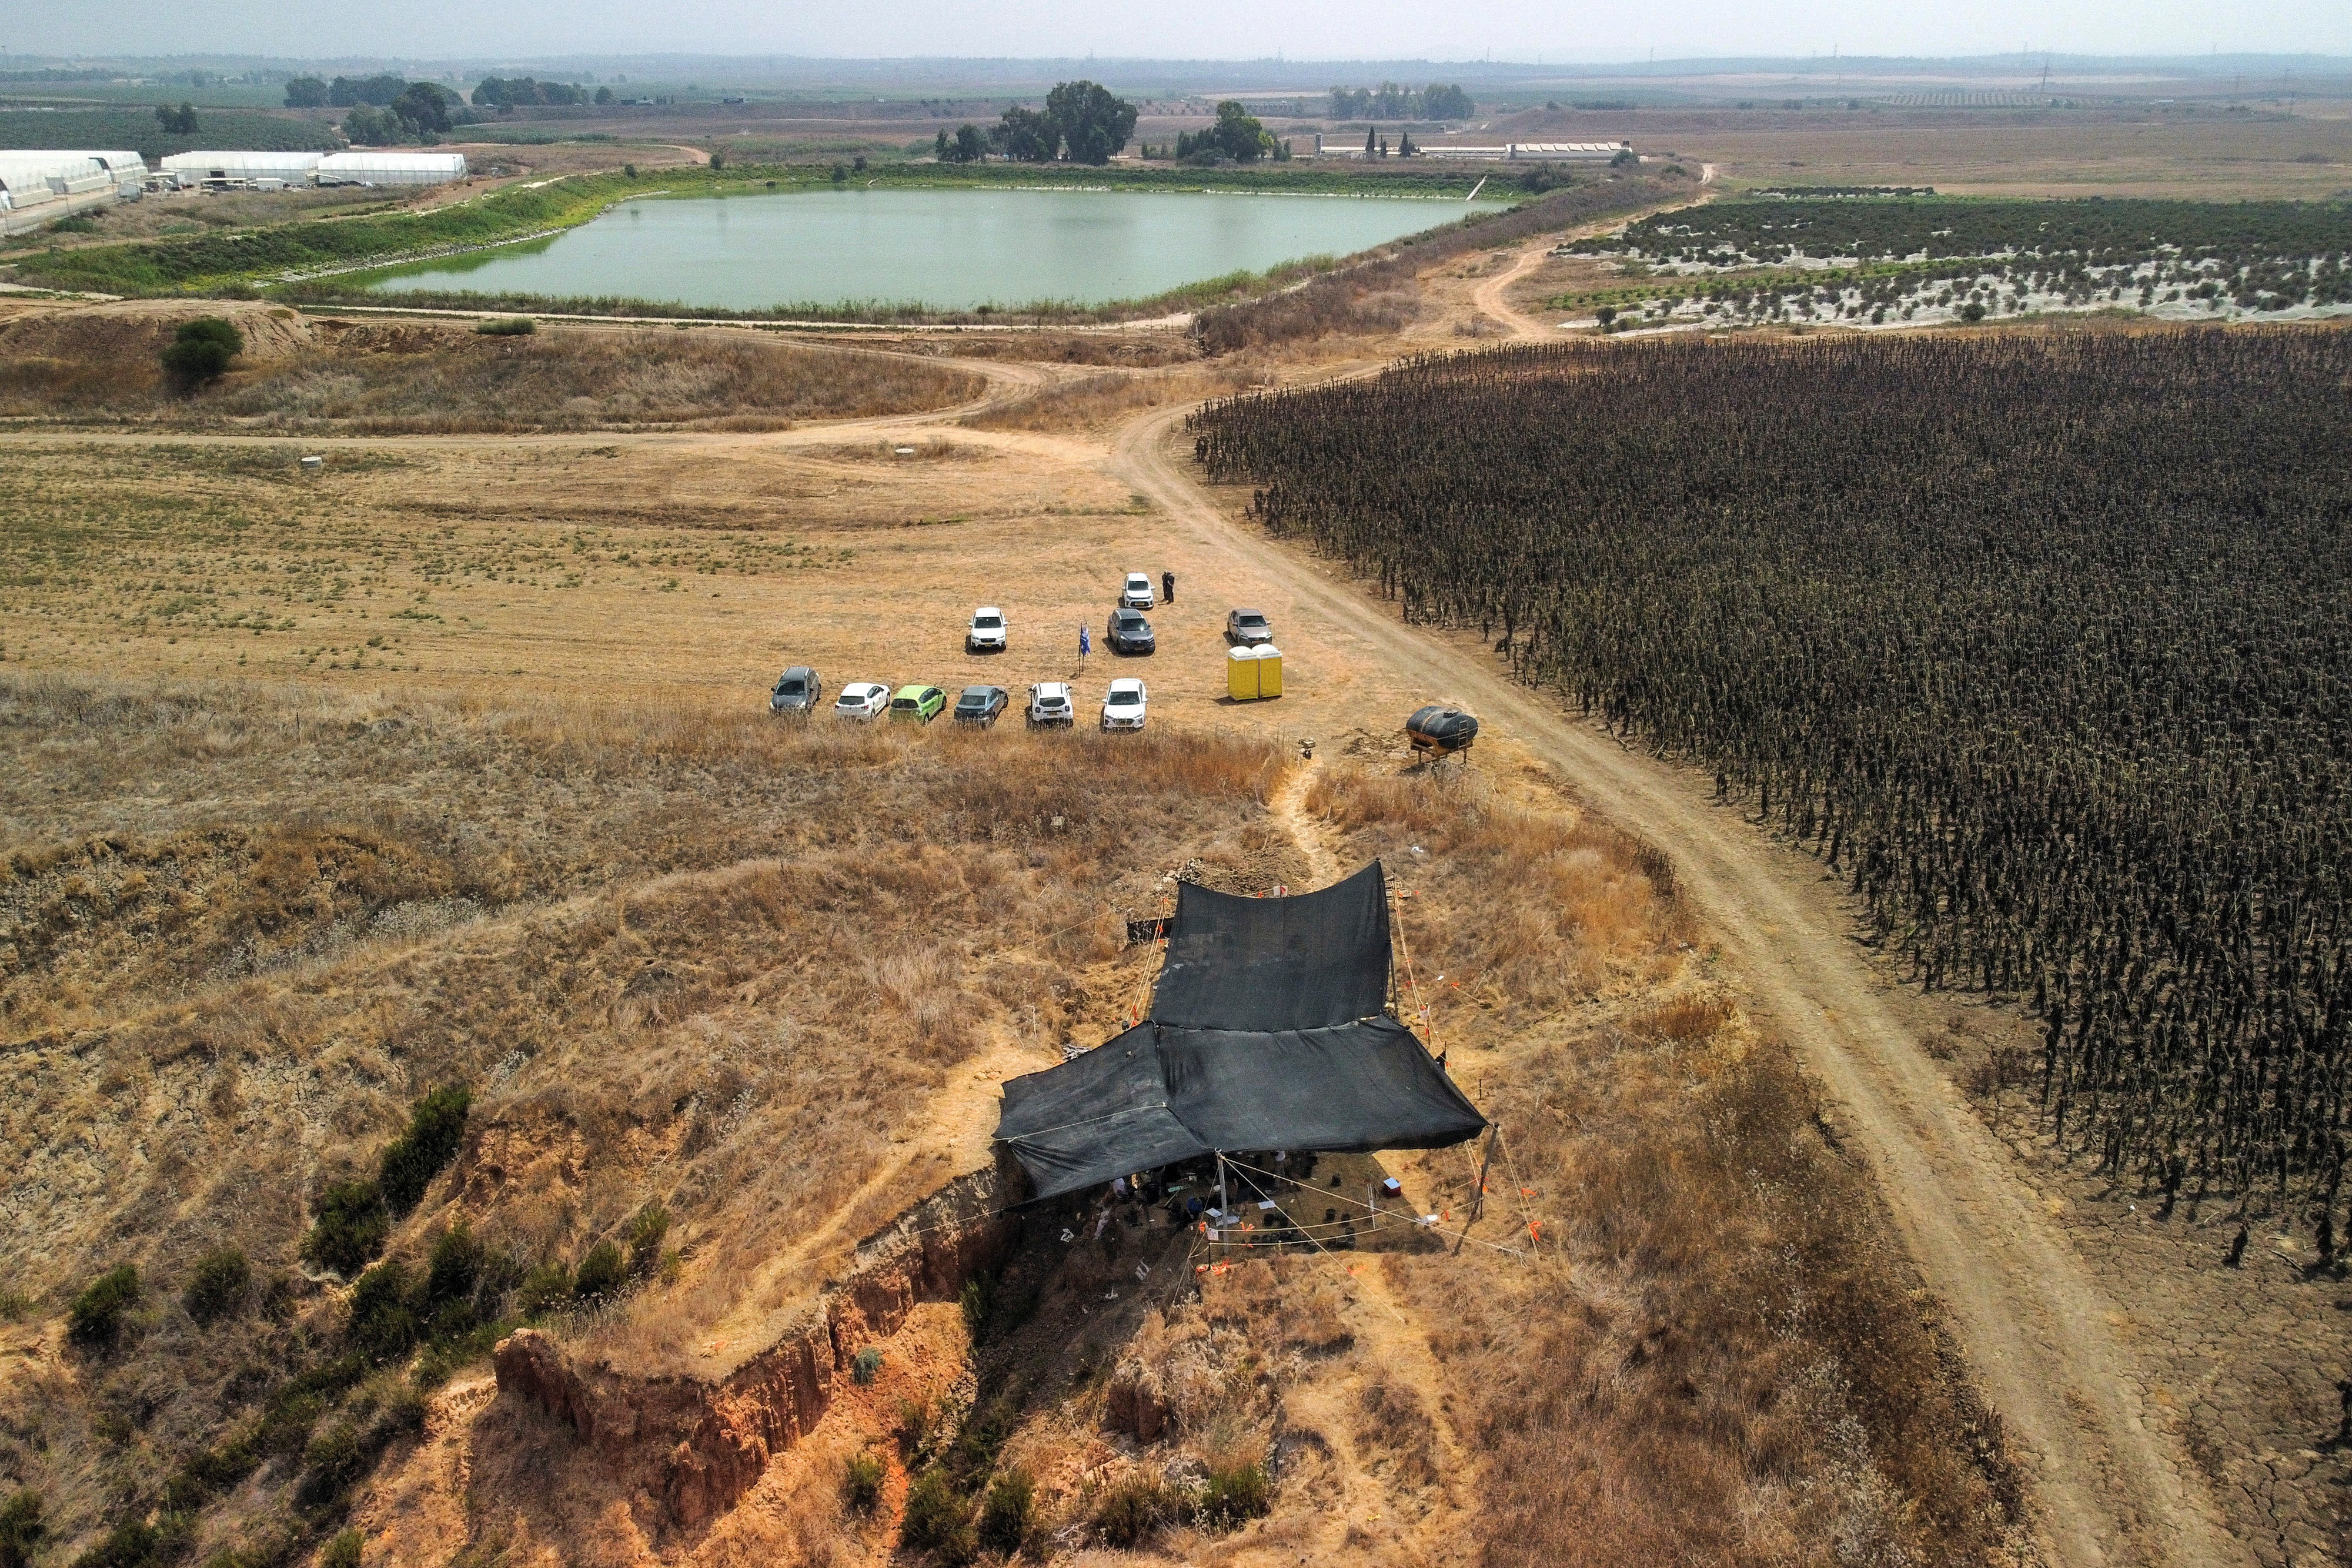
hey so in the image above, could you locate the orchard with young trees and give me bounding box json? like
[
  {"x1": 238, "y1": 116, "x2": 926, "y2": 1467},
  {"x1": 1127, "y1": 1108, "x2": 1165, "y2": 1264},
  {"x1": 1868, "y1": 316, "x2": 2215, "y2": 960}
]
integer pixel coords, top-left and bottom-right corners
[{"x1": 1329, "y1": 82, "x2": 1475, "y2": 119}]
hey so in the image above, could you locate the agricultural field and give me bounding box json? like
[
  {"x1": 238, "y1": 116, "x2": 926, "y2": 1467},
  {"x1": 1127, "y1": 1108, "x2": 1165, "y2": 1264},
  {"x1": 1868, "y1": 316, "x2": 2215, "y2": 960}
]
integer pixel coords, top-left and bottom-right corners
[
  {"x1": 1551, "y1": 196, "x2": 2352, "y2": 328},
  {"x1": 1194, "y1": 326, "x2": 2352, "y2": 1219}
]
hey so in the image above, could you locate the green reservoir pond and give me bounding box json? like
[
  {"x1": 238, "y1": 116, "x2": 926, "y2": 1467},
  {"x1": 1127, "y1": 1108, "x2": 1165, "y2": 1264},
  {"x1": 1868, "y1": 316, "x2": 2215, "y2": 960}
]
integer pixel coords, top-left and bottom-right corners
[{"x1": 366, "y1": 186, "x2": 1506, "y2": 311}]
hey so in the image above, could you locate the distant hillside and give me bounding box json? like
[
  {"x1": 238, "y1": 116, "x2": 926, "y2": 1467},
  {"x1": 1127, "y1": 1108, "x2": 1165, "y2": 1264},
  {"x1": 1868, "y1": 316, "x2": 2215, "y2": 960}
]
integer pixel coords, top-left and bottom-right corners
[{"x1": 0, "y1": 108, "x2": 339, "y2": 160}]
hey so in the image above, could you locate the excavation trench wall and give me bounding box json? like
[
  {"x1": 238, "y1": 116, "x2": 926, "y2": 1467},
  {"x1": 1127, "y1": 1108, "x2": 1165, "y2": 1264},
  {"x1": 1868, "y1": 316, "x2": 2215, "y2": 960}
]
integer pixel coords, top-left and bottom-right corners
[{"x1": 495, "y1": 1166, "x2": 1018, "y2": 1530}]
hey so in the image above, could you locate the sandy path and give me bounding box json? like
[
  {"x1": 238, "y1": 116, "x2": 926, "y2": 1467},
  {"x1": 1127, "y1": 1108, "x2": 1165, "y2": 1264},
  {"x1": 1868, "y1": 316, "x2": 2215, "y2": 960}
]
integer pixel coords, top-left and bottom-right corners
[
  {"x1": 1468, "y1": 246, "x2": 1555, "y2": 338},
  {"x1": 1107, "y1": 402, "x2": 2243, "y2": 1568}
]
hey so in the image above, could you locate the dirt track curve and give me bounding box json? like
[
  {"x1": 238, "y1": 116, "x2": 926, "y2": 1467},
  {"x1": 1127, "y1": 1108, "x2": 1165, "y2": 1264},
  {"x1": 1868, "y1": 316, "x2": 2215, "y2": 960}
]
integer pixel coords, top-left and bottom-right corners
[{"x1": 1107, "y1": 389, "x2": 2245, "y2": 1568}]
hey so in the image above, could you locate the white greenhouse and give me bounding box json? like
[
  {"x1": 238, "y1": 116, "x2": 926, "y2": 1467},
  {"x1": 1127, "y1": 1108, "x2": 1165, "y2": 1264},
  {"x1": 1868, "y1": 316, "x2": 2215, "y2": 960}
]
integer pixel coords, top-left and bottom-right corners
[
  {"x1": 316, "y1": 151, "x2": 468, "y2": 187},
  {"x1": 160, "y1": 150, "x2": 328, "y2": 186}
]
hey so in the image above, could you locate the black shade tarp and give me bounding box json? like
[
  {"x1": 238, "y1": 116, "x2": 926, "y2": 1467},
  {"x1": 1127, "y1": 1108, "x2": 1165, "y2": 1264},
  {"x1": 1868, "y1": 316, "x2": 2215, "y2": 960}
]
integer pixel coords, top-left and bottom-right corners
[
  {"x1": 1150, "y1": 860, "x2": 1390, "y2": 1032},
  {"x1": 997, "y1": 1017, "x2": 1484, "y2": 1202}
]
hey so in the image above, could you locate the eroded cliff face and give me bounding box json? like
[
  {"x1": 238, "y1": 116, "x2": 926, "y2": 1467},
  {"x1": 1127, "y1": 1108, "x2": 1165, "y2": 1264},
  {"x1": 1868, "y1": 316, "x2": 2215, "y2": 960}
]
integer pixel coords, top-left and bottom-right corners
[{"x1": 493, "y1": 1169, "x2": 1015, "y2": 1534}]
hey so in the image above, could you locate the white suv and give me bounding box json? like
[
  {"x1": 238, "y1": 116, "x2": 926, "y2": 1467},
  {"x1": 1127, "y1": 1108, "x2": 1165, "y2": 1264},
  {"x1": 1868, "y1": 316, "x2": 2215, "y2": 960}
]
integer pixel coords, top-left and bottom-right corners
[
  {"x1": 1101, "y1": 678, "x2": 1147, "y2": 731},
  {"x1": 1028, "y1": 681, "x2": 1074, "y2": 727},
  {"x1": 1121, "y1": 573, "x2": 1155, "y2": 610},
  {"x1": 966, "y1": 606, "x2": 1007, "y2": 653}
]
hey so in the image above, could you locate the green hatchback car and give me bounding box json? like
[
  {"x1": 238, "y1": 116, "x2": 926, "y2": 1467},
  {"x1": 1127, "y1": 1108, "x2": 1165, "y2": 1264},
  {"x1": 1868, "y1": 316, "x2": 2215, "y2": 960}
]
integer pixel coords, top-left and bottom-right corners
[{"x1": 890, "y1": 684, "x2": 946, "y2": 723}]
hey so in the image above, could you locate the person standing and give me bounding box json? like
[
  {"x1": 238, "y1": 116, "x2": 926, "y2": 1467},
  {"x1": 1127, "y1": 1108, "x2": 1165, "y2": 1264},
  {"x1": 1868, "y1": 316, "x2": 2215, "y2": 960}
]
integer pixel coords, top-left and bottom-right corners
[
  {"x1": 1162, "y1": 570, "x2": 1175, "y2": 606},
  {"x1": 1079, "y1": 623, "x2": 1091, "y2": 664}
]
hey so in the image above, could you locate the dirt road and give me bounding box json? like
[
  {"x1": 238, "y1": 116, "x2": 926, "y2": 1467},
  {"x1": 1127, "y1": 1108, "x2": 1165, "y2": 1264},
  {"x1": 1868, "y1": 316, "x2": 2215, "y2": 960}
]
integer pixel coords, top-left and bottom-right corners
[{"x1": 1107, "y1": 402, "x2": 2244, "y2": 1568}]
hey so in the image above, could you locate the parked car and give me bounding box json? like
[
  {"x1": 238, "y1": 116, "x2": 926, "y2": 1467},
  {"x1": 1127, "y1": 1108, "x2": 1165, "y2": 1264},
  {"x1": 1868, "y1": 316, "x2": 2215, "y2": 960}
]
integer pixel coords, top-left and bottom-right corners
[
  {"x1": 833, "y1": 681, "x2": 891, "y2": 721},
  {"x1": 1225, "y1": 609, "x2": 1274, "y2": 646},
  {"x1": 890, "y1": 684, "x2": 946, "y2": 723},
  {"x1": 1028, "y1": 682, "x2": 1075, "y2": 727},
  {"x1": 954, "y1": 685, "x2": 1009, "y2": 726},
  {"x1": 966, "y1": 607, "x2": 1008, "y2": 654},
  {"x1": 1102, "y1": 678, "x2": 1148, "y2": 731},
  {"x1": 770, "y1": 665, "x2": 823, "y2": 714},
  {"x1": 1106, "y1": 607, "x2": 1155, "y2": 655},
  {"x1": 1121, "y1": 572, "x2": 1156, "y2": 610}
]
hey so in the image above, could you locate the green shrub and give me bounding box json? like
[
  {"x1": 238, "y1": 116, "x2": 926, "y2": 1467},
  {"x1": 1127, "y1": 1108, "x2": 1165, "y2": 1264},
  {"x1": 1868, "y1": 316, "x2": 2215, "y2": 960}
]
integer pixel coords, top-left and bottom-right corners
[
  {"x1": 958, "y1": 1276, "x2": 991, "y2": 1342},
  {"x1": 977, "y1": 1469, "x2": 1034, "y2": 1555},
  {"x1": 473, "y1": 315, "x2": 535, "y2": 335},
  {"x1": 302, "y1": 1181, "x2": 389, "y2": 1279},
  {"x1": 851, "y1": 1346, "x2": 883, "y2": 1385},
  {"x1": 66, "y1": 1265, "x2": 141, "y2": 1350},
  {"x1": 182, "y1": 1248, "x2": 250, "y2": 1325},
  {"x1": 425, "y1": 1223, "x2": 482, "y2": 1308},
  {"x1": 346, "y1": 1262, "x2": 420, "y2": 1365},
  {"x1": 841, "y1": 1452, "x2": 884, "y2": 1514},
  {"x1": 514, "y1": 1260, "x2": 573, "y2": 1319},
  {"x1": 318, "y1": 1531, "x2": 362, "y2": 1568},
  {"x1": 0, "y1": 1490, "x2": 42, "y2": 1568},
  {"x1": 896, "y1": 1396, "x2": 933, "y2": 1455},
  {"x1": 1197, "y1": 1460, "x2": 1271, "y2": 1529},
  {"x1": 624, "y1": 1203, "x2": 669, "y2": 1277},
  {"x1": 256, "y1": 1390, "x2": 326, "y2": 1458},
  {"x1": 378, "y1": 1084, "x2": 470, "y2": 1216},
  {"x1": 159, "y1": 317, "x2": 242, "y2": 387},
  {"x1": 69, "y1": 1512, "x2": 192, "y2": 1568},
  {"x1": 897, "y1": 1470, "x2": 974, "y2": 1563},
  {"x1": 296, "y1": 1422, "x2": 366, "y2": 1510},
  {"x1": 570, "y1": 1241, "x2": 626, "y2": 1305},
  {"x1": 1090, "y1": 1476, "x2": 1168, "y2": 1547}
]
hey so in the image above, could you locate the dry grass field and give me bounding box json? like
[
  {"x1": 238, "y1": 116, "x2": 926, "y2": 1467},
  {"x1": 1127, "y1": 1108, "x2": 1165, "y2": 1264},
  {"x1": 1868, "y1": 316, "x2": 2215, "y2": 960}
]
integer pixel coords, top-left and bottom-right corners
[
  {"x1": 0, "y1": 670, "x2": 2023, "y2": 1567},
  {"x1": 0, "y1": 305, "x2": 983, "y2": 432}
]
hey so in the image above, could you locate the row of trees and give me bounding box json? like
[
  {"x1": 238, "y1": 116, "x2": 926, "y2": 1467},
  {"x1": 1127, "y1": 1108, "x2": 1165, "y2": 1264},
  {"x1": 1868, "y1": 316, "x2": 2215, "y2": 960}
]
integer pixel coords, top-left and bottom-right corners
[
  {"x1": 935, "y1": 79, "x2": 1140, "y2": 166},
  {"x1": 471, "y1": 76, "x2": 613, "y2": 108},
  {"x1": 1328, "y1": 82, "x2": 1475, "y2": 120},
  {"x1": 342, "y1": 82, "x2": 457, "y2": 145},
  {"x1": 283, "y1": 73, "x2": 414, "y2": 109},
  {"x1": 1194, "y1": 330, "x2": 2352, "y2": 1242}
]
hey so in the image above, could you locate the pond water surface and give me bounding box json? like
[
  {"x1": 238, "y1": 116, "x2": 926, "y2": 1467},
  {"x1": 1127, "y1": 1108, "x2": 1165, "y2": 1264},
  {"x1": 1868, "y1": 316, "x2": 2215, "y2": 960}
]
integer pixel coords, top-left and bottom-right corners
[{"x1": 366, "y1": 186, "x2": 1505, "y2": 311}]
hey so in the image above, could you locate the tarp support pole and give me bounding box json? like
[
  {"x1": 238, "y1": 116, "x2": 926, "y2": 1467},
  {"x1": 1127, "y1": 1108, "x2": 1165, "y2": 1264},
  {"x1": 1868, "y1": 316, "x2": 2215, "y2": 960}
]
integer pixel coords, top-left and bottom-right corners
[
  {"x1": 1468, "y1": 1126, "x2": 1498, "y2": 1223},
  {"x1": 1218, "y1": 1151, "x2": 1229, "y2": 1217}
]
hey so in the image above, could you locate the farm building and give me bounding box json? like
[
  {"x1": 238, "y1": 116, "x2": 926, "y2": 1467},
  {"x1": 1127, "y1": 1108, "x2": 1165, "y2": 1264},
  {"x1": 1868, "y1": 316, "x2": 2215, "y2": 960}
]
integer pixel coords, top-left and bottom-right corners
[
  {"x1": 1421, "y1": 141, "x2": 1631, "y2": 161},
  {"x1": 160, "y1": 150, "x2": 328, "y2": 188},
  {"x1": 0, "y1": 151, "x2": 146, "y2": 232},
  {"x1": 316, "y1": 151, "x2": 467, "y2": 186}
]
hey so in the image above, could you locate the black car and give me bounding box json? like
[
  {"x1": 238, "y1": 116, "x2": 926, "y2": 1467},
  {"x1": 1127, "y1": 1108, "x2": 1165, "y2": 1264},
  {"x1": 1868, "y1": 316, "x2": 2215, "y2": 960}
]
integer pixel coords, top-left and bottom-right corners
[
  {"x1": 953, "y1": 685, "x2": 1009, "y2": 727},
  {"x1": 1106, "y1": 607, "x2": 1155, "y2": 655}
]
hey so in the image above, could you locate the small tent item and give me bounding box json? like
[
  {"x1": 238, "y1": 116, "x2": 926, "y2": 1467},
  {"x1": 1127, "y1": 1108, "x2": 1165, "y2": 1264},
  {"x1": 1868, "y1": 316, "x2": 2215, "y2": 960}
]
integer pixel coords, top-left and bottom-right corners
[{"x1": 1406, "y1": 705, "x2": 1478, "y2": 755}]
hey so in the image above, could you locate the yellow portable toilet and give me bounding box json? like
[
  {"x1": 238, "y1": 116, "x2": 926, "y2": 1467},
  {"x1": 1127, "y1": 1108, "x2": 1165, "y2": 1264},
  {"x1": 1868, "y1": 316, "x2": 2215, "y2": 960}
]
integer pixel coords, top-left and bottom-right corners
[
  {"x1": 1227, "y1": 644, "x2": 1260, "y2": 700},
  {"x1": 1257, "y1": 644, "x2": 1282, "y2": 698}
]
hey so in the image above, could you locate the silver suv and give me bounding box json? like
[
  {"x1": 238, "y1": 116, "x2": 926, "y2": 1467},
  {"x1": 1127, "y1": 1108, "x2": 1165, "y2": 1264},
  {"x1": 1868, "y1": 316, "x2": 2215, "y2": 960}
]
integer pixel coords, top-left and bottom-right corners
[{"x1": 770, "y1": 666, "x2": 822, "y2": 713}]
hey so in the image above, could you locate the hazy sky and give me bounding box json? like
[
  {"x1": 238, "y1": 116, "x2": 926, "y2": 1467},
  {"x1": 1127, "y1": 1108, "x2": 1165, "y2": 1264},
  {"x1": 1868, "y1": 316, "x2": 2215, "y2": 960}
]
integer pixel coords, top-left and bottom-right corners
[{"x1": 15, "y1": 0, "x2": 2350, "y2": 65}]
